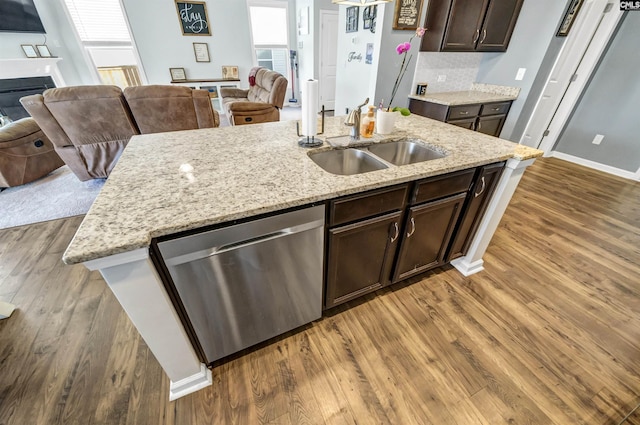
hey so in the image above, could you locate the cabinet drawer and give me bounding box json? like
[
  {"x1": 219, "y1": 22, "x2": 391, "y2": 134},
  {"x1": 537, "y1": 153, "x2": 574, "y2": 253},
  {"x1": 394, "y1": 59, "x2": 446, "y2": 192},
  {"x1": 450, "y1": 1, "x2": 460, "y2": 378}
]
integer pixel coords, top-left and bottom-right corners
[
  {"x1": 330, "y1": 184, "x2": 409, "y2": 226},
  {"x1": 412, "y1": 169, "x2": 475, "y2": 205},
  {"x1": 447, "y1": 104, "x2": 481, "y2": 121},
  {"x1": 480, "y1": 102, "x2": 511, "y2": 116}
]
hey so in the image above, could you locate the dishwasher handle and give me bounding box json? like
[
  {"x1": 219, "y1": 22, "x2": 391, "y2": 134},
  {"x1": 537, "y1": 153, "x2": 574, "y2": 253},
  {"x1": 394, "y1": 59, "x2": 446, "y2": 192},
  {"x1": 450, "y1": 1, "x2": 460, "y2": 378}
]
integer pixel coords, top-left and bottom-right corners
[{"x1": 164, "y1": 219, "x2": 324, "y2": 267}]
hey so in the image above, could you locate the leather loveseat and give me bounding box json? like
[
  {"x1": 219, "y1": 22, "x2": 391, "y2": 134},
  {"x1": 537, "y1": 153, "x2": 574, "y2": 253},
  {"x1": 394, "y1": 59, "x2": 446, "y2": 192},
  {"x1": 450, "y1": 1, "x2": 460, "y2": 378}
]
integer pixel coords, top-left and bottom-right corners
[
  {"x1": 21, "y1": 85, "x2": 220, "y2": 181},
  {"x1": 220, "y1": 68, "x2": 287, "y2": 126}
]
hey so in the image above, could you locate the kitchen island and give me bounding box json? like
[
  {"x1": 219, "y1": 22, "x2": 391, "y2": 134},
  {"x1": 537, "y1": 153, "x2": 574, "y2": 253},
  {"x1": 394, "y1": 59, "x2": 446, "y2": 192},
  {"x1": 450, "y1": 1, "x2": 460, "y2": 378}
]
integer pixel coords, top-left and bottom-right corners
[{"x1": 63, "y1": 114, "x2": 541, "y2": 400}]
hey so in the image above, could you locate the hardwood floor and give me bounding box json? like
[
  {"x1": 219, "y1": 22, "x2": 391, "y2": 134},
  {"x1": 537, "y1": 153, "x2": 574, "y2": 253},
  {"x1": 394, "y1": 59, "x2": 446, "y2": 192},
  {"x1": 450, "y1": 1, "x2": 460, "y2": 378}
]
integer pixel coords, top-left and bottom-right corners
[{"x1": 0, "y1": 157, "x2": 639, "y2": 424}]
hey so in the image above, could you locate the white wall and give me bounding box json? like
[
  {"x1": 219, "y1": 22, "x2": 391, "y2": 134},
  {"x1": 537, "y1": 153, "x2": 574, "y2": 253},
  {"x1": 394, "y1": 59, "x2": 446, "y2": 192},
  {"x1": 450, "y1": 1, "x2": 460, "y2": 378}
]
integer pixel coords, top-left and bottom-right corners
[
  {"x1": 121, "y1": 0, "x2": 255, "y2": 85},
  {"x1": 334, "y1": 4, "x2": 384, "y2": 115},
  {"x1": 0, "y1": 0, "x2": 96, "y2": 86}
]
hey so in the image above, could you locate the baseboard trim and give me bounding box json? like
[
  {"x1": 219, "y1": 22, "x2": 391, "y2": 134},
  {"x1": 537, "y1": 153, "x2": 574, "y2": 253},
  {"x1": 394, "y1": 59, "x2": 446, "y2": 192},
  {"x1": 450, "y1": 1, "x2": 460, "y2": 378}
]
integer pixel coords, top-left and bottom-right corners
[
  {"x1": 550, "y1": 151, "x2": 640, "y2": 181},
  {"x1": 169, "y1": 363, "x2": 212, "y2": 401},
  {"x1": 451, "y1": 257, "x2": 485, "y2": 277}
]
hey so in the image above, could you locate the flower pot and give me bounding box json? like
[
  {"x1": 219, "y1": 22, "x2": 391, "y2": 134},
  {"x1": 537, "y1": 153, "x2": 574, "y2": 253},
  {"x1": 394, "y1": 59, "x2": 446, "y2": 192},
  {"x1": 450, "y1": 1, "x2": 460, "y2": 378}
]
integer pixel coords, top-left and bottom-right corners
[{"x1": 376, "y1": 110, "x2": 398, "y2": 135}]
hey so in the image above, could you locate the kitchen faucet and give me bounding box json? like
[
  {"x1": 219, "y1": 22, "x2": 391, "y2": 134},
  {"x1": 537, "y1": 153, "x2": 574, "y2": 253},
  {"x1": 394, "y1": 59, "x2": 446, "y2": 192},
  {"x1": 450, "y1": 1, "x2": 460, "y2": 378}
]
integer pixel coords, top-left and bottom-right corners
[{"x1": 344, "y1": 98, "x2": 369, "y2": 141}]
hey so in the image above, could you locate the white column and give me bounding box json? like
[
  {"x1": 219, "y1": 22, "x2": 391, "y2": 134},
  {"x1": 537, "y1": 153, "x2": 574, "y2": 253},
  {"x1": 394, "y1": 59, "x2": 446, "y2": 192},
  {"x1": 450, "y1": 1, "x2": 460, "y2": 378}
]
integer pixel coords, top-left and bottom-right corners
[
  {"x1": 84, "y1": 248, "x2": 212, "y2": 401},
  {"x1": 451, "y1": 157, "x2": 536, "y2": 276}
]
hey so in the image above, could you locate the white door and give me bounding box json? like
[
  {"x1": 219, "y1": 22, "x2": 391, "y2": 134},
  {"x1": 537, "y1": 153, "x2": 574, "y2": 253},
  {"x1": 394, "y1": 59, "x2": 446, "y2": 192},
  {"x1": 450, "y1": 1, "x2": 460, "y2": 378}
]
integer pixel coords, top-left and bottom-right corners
[
  {"x1": 319, "y1": 10, "x2": 338, "y2": 111},
  {"x1": 519, "y1": 0, "x2": 615, "y2": 151}
]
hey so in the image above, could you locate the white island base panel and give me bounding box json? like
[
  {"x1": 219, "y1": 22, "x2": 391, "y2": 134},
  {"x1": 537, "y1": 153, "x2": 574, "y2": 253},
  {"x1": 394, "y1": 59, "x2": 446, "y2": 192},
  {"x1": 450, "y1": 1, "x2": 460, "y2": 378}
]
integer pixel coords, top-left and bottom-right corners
[
  {"x1": 82, "y1": 156, "x2": 536, "y2": 400},
  {"x1": 83, "y1": 249, "x2": 212, "y2": 401},
  {"x1": 452, "y1": 157, "x2": 536, "y2": 276}
]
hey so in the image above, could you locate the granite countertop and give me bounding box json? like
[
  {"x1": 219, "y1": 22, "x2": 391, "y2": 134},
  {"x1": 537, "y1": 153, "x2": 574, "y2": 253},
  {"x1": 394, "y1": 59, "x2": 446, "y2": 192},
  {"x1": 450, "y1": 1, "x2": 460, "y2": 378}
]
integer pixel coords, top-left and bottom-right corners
[
  {"x1": 63, "y1": 115, "x2": 542, "y2": 265},
  {"x1": 408, "y1": 83, "x2": 520, "y2": 106}
]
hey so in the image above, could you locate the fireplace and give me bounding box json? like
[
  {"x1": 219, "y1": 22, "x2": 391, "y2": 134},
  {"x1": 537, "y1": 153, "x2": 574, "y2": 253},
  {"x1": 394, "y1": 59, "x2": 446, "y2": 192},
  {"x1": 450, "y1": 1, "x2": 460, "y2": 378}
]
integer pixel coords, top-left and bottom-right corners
[
  {"x1": 0, "y1": 76, "x2": 56, "y2": 120},
  {"x1": 0, "y1": 58, "x2": 65, "y2": 121}
]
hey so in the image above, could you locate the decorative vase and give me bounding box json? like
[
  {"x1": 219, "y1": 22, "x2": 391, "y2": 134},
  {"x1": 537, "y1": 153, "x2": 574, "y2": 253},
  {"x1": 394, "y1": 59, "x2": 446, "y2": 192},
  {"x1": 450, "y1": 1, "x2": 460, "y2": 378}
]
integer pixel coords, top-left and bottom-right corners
[{"x1": 376, "y1": 110, "x2": 398, "y2": 135}]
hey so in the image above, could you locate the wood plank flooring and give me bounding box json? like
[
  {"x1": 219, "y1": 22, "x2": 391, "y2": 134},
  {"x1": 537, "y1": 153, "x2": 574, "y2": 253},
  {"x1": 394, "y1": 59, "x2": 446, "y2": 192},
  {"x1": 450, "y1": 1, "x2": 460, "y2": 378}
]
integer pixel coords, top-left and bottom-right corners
[{"x1": 1, "y1": 157, "x2": 639, "y2": 424}]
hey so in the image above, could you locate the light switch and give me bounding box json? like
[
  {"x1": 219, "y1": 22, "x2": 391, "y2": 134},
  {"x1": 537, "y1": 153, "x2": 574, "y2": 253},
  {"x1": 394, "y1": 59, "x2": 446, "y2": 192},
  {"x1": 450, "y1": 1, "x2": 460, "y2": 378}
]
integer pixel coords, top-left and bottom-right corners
[
  {"x1": 516, "y1": 68, "x2": 526, "y2": 81},
  {"x1": 437, "y1": 75, "x2": 446, "y2": 82}
]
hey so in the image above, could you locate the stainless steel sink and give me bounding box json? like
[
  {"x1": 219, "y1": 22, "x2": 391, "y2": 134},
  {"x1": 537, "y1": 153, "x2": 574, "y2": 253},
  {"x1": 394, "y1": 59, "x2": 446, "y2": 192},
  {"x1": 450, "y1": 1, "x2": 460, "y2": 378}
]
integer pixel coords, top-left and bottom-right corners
[
  {"x1": 367, "y1": 140, "x2": 446, "y2": 166},
  {"x1": 309, "y1": 149, "x2": 388, "y2": 175}
]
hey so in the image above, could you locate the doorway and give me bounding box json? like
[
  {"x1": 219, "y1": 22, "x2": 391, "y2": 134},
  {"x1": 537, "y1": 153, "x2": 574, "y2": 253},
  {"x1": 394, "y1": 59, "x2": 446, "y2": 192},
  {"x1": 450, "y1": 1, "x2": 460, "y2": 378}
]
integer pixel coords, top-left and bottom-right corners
[{"x1": 319, "y1": 10, "x2": 338, "y2": 111}]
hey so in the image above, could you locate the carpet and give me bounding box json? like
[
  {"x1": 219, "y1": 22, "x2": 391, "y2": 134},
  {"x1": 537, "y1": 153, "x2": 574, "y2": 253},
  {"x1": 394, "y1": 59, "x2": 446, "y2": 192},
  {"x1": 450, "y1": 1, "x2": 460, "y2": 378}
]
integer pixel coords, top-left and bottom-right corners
[{"x1": 0, "y1": 166, "x2": 105, "y2": 229}]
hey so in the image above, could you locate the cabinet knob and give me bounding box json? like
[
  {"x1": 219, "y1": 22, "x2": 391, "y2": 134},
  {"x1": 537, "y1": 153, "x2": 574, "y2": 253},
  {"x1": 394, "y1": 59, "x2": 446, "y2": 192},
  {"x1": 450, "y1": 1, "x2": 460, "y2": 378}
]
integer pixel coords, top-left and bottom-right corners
[
  {"x1": 473, "y1": 29, "x2": 480, "y2": 44},
  {"x1": 480, "y1": 29, "x2": 487, "y2": 44}
]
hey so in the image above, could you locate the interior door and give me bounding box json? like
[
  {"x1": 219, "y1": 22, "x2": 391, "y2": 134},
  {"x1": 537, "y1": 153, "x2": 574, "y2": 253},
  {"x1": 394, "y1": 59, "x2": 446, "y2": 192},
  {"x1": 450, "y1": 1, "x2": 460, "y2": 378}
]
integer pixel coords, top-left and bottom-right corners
[{"x1": 320, "y1": 10, "x2": 338, "y2": 111}]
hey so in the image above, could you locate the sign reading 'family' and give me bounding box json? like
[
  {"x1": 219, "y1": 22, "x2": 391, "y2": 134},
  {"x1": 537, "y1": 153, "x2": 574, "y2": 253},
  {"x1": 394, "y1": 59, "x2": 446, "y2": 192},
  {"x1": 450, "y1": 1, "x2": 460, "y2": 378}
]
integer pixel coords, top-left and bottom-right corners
[{"x1": 175, "y1": 1, "x2": 211, "y2": 36}]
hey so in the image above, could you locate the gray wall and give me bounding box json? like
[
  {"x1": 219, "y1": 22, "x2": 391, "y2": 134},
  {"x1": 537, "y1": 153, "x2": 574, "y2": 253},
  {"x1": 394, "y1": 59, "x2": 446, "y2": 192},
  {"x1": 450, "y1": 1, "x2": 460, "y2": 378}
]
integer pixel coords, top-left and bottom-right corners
[
  {"x1": 475, "y1": 0, "x2": 569, "y2": 141},
  {"x1": 554, "y1": 13, "x2": 639, "y2": 173}
]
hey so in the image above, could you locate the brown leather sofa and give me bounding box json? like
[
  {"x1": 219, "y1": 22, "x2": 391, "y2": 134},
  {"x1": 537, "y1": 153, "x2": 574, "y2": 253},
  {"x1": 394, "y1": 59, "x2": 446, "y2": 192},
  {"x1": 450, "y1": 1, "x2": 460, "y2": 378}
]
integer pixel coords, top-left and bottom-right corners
[
  {"x1": 123, "y1": 85, "x2": 220, "y2": 134},
  {"x1": 0, "y1": 117, "x2": 64, "y2": 188},
  {"x1": 220, "y1": 68, "x2": 287, "y2": 126},
  {"x1": 21, "y1": 85, "x2": 221, "y2": 181},
  {"x1": 20, "y1": 85, "x2": 140, "y2": 181}
]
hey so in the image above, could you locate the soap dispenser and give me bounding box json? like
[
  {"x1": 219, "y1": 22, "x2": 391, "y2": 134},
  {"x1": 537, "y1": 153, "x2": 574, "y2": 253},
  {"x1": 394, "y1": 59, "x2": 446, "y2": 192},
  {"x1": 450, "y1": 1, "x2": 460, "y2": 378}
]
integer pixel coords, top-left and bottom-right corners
[{"x1": 360, "y1": 106, "x2": 375, "y2": 138}]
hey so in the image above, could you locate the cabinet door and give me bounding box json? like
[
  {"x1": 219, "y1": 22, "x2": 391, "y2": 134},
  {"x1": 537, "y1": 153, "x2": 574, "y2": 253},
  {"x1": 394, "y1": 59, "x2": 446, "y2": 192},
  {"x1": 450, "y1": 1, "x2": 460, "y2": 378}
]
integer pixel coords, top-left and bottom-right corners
[
  {"x1": 393, "y1": 193, "x2": 466, "y2": 283},
  {"x1": 442, "y1": 0, "x2": 490, "y2": 51},
  {"x1": 447, "y1": 117, "x2": 477, "y2": 130},
  {"x1": 476, "y1": 0, "x2": 524, "y2": 52},
  {"x1": 447, "y1": 162, "x2": 505, "y2": 260},
  {"x1": 325, "y1": 211, "x2": 402, "y2": 309},
  {"x1": 476, "y1": 114, "x2": 507, "y2": 137}
]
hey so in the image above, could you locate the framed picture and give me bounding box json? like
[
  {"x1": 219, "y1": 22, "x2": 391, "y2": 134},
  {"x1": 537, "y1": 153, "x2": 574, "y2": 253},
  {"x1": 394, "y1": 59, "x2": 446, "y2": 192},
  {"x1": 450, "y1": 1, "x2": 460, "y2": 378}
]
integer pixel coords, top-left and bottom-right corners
[
  {"x1": 221, "y1": 65, "x2": 239, "y2": 80},
  {"x1": 363, "y1": 5, "x2": 376, "y2": 31},
  {"x1": 175, "y1": 1, "x2": 211, "y2": 36},
  {"x1": 21, "y1": 44, "x2": 38, "y2": 58},
  {"x1": 36, "y1": 45, "x2": 52, "y2": 58},
  {"x1": 393, "y1": 0, "x2": 423, "y2": 30},
  {"x1": 365, "y1": 43, "x2": 373, "y2": 65},
  {"x1": 193, "y1": 42, "x2": 210, "y2": 62},
  {"x1": 298, "y1": 6, "x2": 309, "y2": 35},
  {"x1": 557, "y1": 0, "x2": 584, "y2": 37},
  {"x1": 346, "y1": 6, "x2": 358, "y2": 33},
  {"x1": 170, "y1": 67, "x2": 187, "y2": 81}
]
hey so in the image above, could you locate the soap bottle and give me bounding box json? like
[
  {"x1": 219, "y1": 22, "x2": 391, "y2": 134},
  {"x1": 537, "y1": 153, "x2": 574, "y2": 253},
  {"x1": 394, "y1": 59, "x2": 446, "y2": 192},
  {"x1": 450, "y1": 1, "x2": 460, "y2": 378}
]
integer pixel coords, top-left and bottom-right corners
[{"x1": 360, "y1": 106, "x2": 375, "y2": 138}]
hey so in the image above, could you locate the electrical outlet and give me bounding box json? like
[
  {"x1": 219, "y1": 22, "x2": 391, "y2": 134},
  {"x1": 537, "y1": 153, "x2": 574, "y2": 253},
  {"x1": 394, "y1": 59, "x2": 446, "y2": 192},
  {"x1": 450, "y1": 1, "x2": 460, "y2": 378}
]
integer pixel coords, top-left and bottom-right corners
[
  {"x1": 516, "y1": 68, "x2": 526, "y2": 81},
  {"x1": 437, "y1": 75, "x2": 446, "y2": 82},
  {"x1": 592, "y1": 134, "x2": 604, "y2": 145}
]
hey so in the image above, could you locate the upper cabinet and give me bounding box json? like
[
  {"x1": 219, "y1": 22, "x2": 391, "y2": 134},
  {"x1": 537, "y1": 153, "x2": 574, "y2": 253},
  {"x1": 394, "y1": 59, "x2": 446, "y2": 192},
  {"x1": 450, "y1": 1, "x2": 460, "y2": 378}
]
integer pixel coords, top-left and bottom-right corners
[{"x1": 420, "y1": 0, "x2": 524, "y2": 52}]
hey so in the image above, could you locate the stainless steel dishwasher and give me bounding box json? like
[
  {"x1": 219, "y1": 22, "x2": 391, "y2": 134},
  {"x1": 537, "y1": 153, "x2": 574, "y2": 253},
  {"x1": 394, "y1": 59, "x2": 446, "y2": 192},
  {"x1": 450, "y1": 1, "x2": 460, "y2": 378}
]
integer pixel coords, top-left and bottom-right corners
[{"x1": 157, "y1": 205, "x2": 325, "y2": 364}]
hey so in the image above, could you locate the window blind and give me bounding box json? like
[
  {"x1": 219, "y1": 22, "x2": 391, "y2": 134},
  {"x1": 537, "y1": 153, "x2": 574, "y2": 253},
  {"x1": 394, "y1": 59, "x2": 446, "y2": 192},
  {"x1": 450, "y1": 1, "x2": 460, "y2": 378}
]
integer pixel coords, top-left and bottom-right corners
[{"x1": 63, "y1": 0, "x2": 131, "y2": 42}]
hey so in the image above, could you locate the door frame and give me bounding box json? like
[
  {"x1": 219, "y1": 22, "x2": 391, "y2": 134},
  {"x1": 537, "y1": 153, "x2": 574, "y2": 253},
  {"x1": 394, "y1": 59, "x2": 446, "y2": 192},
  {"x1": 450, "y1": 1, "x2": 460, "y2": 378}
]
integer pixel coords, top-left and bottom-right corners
[
  {"x1": 519, "y1": 0, "x2": 623, "y2": 155},
  {"x1": 319, "y1": 9, "x2": 339, "y2": 111}
]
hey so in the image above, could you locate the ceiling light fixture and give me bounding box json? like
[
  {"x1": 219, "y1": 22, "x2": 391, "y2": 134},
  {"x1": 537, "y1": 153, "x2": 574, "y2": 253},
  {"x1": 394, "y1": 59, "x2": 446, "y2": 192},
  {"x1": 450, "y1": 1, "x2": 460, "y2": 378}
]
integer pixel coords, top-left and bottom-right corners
[{"x1": 331, "y1": 0, "x2": 392, "y2": 6}]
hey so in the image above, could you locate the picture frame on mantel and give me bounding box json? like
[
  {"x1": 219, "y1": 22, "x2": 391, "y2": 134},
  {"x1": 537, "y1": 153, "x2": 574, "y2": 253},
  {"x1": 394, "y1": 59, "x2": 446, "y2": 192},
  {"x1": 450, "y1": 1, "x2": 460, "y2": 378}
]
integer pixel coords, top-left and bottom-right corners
[
  {"x1": 36, "y1": 44, "x2": 52, "y2": 58},
  {"x1": 170, "y1": 67, "x2": 187, "y2": 81},
  {"x1": 21, "y1": 44, "x2": 38, "y2": 58},
  {"x1": 393, "y1": 0, "x2": 423, "y2": 30},
  {"x1": 556, "y1": 0, "x2": 584, "y2": 37},
  {"x1": 175, "y1": 1, "x2": 211, "y2": 36}
]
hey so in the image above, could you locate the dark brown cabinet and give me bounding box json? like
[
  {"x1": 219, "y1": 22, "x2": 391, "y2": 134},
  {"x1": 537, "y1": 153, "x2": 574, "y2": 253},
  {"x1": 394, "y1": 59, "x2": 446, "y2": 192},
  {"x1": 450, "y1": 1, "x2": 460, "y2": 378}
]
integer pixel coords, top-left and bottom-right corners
[
  {"x1": 447, "y1": 162, "x2": 505, "y2": 260},
  {"x1": 420, "y1": 0, "x2": 524, "y2": 52},
  {"x1": 393, "y1": 193, "x2": 466, "y2": 282},
  {"x1": 408, "y1": 99, "x2": 512, "y2": 138}
]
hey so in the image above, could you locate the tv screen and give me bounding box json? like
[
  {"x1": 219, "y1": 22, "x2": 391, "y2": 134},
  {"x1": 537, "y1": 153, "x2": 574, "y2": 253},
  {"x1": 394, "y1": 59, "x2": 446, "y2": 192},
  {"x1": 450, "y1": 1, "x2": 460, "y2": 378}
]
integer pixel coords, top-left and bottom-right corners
[{"x1": 0, "y1": 0, "x2": 46, "y2": 33}]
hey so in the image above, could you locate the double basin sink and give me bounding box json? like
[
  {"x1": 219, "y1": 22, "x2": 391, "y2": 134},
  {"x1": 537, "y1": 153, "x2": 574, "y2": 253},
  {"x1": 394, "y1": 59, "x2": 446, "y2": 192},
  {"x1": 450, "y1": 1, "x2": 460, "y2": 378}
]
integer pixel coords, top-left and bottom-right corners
[{"x1": 309, "y1": 139, "x2": 446, "y2": 175}]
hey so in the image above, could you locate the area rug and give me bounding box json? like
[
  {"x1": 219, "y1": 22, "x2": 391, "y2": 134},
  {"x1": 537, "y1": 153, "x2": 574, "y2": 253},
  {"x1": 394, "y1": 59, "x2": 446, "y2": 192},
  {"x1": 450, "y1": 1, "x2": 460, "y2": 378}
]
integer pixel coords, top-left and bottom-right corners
[{"x1": 0, "y1": 166, "x2": 105, "y2": 229}]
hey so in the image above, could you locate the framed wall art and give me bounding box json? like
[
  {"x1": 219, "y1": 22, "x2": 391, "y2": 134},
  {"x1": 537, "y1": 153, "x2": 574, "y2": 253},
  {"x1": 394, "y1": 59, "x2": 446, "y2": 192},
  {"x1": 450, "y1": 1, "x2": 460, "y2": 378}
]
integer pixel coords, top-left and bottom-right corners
[
  {"x1": 346, "y1": 6, "x2": 358, "y2": 33},
  {"x1": 170, "y1": 67, "x2": 187, "y2": 81},
  {"x1": 557, "y1": 0, "x2": 584, "y2": 37},
  {"x1": 363, "y1": 5, "x2": 377, "y2": 32},
  {"x1": 393, "y1": 0, "x2": 423, "y2": 31},
  {"x1": 221, "y1": 66, "x2": 239, "y2": 80},
  {"x1": 36, "y1": 44, "x2": 52, "y2": 57},
  {"x1": 175, "y1": 1, "x2": 211, "y2": 36},
  {"x1": 21, "y1": 44, "x2": 38, "y2": 58},
  {"x1": 193, "y1": 42, "x2": 210, "y2": 62}
]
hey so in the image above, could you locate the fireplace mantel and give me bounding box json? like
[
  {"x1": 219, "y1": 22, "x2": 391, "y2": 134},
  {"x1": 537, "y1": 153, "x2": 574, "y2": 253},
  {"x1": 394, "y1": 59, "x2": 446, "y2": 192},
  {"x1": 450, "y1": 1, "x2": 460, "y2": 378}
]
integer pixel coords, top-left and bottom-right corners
[{"x1": 0, "y1": 58, "x2": 65, "y2": 86}]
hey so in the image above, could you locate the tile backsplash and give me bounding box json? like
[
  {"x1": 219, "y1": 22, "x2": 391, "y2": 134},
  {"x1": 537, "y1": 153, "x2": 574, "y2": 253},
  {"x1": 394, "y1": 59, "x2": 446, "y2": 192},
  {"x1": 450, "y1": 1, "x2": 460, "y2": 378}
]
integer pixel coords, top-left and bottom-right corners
[{"x1": 411, "y1": 52, "x2": 483, "y2": 94}]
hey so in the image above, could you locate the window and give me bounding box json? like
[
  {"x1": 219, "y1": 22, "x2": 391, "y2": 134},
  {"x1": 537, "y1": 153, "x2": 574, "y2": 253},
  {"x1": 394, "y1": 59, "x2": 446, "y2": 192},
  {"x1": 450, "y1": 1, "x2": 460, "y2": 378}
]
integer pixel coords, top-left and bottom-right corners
[
  {"x1": 248, "y1": 2, "x2": 290, "y2": 82},
  {"x1": 62, "y1": 0, "x2": 143, "y2": 88}
]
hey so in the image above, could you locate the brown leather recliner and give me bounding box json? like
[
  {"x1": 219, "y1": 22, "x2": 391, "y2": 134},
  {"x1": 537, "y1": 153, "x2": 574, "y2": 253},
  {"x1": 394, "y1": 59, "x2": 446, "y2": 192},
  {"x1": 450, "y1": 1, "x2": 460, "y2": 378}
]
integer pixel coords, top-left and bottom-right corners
[
  {"x1": 20, "y1": 85, "x2": 140, "y2": 181},
  {"x1": 0, "y1": 118, "x2": 64, "y2": 188},
  {"x1": 123, "y1": 85, "x2": 220, "y2": 134},
  {"x1": 220, "y1": 68, "x2": 287, "y2": 126}
]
